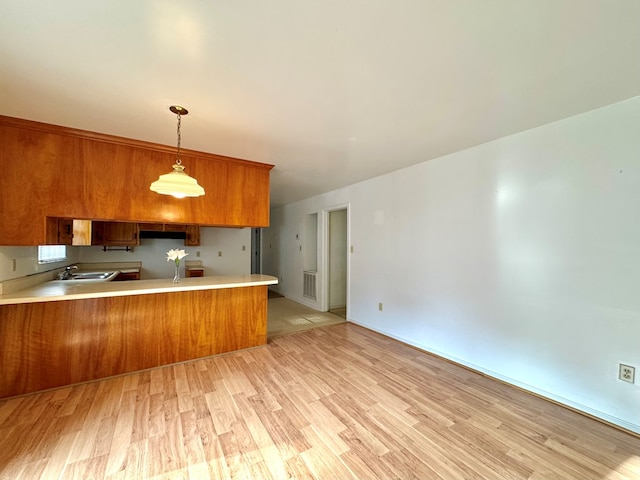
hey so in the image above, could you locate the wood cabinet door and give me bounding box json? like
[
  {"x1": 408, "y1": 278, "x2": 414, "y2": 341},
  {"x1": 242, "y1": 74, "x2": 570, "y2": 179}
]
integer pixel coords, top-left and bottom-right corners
[
  {"x1": 92, "y1": 221, "x2": 139, "y2": 246},
  {"x1": 185, "y1": 225, "x2": 200, "y2": 246},
  {"x1": 57, "y1": 219, "x2": 74, "y2": 245},
  {"x1": 137, "y1": 222, "x2": 164, "y2": 231},
  {"x1": 45, "y1": 218, "x2": 91, "y2": 245},
  {"x1": 164, "y1": 224, "x2": 187, "y2": 231}
]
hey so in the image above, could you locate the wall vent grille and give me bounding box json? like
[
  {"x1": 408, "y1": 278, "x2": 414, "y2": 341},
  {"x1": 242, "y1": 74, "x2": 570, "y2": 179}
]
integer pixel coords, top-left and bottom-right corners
[{"x1": 303, "y1": 270, "x2": 317, "y2": 300}]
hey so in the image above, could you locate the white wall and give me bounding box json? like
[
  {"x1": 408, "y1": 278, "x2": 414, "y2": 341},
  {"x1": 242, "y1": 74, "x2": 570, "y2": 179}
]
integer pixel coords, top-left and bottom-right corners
[
  {"x1": 0, "y1": 227, "x2": 251, "y2": 281},
  {"x1": 262, "y1": 96, "x2": 640, "y2": 434},
  {"x1": 0, "y1": 246, "x2": 81, "y2": 282}
]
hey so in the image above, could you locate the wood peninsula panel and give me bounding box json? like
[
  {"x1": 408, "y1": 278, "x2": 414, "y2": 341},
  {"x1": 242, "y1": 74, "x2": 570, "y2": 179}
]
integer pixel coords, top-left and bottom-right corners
[
  {"x1": 0, "y1": 286, "x2": 267, "y2": 398},
  {"x1": 0, "y1": 115, "x2": 273, "y2": 245}
]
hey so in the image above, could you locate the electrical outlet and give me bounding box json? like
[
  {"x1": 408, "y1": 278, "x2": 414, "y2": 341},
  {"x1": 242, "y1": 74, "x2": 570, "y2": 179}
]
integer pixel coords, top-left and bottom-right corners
[
  {"x1": 619, "y1": 364, "x2": 635, "y2": 384},
  {"x1": 378, "y1": 302, "x2": 383, "y2": 312},
  {"x1": 218, "y1": 251, "x2": 222, "y2": 257},
  {"x1": 11, "y1": 259, "x2": 17, "y2": 271},
  {"x1": 196, "y1": 251, "x2": 201, "y2": 257}
]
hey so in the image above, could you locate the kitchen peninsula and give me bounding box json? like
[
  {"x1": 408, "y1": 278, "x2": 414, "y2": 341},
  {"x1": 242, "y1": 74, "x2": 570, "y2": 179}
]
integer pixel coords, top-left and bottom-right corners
[
  {"x1": 0, "y1": 112, "x2": 278, "y2": 399},
  {"x1": 0, "y1": 274, "x2": 278, "y2": 399}
]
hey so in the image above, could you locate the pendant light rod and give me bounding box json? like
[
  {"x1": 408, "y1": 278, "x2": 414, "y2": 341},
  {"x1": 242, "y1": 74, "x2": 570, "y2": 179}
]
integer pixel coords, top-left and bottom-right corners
[
  {"x1": 172, "y1": 106, "x2": 186, "y2": 165},
  {"x1": 169, "y1": 105, "x2": 189, "y2": 165}
]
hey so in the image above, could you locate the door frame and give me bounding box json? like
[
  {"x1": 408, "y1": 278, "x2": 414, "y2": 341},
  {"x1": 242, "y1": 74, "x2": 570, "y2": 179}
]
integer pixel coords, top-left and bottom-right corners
[{"x1": 321, "y1": 203, "x2": 350, "y2": 317}]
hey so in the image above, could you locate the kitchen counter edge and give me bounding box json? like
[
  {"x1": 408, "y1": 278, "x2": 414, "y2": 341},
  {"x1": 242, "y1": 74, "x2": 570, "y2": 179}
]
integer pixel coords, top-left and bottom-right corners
[{"x1": 0, "y1": 274, "x2": 279, "y2": 305}]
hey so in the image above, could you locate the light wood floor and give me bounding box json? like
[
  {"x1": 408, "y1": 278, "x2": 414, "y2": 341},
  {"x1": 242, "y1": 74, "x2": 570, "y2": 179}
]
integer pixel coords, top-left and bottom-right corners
[{"x1": 1, "y1": 323, "x2": 638, "y2": 479}]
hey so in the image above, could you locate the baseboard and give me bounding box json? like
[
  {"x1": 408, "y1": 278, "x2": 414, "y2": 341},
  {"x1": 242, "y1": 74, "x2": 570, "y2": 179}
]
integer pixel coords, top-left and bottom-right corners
[{"x1": 285, "y1": 294, "x2": 322, "y2": 310}]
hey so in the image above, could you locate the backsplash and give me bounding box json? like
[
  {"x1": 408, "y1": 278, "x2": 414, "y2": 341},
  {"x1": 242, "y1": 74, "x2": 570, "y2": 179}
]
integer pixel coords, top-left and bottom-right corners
[{"x1": 0, "y1": 245, "x2": 81, "y2": 283}]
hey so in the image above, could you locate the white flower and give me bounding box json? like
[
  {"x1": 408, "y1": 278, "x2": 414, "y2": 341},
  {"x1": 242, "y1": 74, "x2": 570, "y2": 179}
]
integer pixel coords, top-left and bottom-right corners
[{"x1": 166, "y1": 248, "x2": 188, "y2": 265}]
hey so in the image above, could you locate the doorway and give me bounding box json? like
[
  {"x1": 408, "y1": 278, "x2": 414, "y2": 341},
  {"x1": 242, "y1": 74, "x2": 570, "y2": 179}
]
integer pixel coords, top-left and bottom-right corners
[
  {"x1": 327, "y1": 208, "x2": 348, "y2": 318},
  {"x1": 251, "y1": 228, "x2": 261, "y2": 274}
]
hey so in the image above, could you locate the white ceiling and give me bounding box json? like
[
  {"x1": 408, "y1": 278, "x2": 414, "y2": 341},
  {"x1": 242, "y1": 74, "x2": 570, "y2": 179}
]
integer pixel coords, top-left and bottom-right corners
[{"x1": 2, "y1": 1, "x2": 640, "y2": 207}]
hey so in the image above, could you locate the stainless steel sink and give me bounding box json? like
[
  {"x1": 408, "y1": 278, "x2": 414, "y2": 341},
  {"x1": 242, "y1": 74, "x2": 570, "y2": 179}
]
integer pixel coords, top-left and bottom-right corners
[
  {"x1": 71, "y1": 272, "x2": 115, "y2": 280},
  {"x1": 54, "y1": 271, "x2": 118, "y2": 283}
]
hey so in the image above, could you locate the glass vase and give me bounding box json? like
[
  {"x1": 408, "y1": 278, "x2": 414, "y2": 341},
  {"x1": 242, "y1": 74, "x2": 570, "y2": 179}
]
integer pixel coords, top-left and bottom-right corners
[{"x1": 173, "y1": 263, "x2": 180, "y2": 283}]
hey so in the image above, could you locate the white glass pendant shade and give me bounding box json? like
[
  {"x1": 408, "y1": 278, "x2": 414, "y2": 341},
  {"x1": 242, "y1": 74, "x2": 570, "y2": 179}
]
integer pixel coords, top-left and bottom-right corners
[{"x1": 150, "y1": 163, "x2": 205, "y2": 198}]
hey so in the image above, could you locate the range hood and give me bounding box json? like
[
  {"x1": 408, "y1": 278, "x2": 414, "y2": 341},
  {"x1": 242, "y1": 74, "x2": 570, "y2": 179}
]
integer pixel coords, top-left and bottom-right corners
[{"x1": 139, "y1": 230, "x2": 187, "y2": 240}]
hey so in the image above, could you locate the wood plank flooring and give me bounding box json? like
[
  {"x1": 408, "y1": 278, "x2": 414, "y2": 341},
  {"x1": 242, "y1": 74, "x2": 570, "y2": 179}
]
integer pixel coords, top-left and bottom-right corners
[{"x1": 0, "y1": 322, "x2": 638, "y2": 479}]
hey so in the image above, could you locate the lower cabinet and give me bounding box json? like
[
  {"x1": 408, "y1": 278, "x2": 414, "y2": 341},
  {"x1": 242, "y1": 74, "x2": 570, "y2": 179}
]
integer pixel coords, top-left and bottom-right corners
[
  {"x1": 186, "y1": 268, "x2": 204, "y2": 278},
  {"x1": 113, "y1": 271, "x2": 141, "y2": 281}
]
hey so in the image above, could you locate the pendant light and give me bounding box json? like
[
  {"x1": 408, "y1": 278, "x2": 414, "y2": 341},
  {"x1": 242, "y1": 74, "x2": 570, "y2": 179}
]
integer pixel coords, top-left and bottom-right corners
[{"x1": 150, "y1": 105, "x2": 205, "y2": 198}]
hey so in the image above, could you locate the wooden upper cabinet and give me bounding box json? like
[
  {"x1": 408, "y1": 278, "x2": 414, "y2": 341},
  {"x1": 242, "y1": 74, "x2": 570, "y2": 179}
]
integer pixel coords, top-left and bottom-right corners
[
  {"x1": 137, "y1": 222, "x2": 164, "y2": 231},
  {"x1": 45, "y1": 218, "x2": 74, "y2": 245},
  {"x1": 92, "y1": 221, "x2": 139, "y2": 246},
  {"x1": 163, "y1": 224, "x2": 188, "y2": 231},
  {"x1": 0, "y1": 115, "x2": 273, "y2": 245},
  {"x1": 1, "y1": 127, "x2": 82, "y2": 245},
  {"x1": 72, "y1": 220, "x2": 93, "y2": 245},
  {"x1": 45, "y1": 218, "x2": 92, "y2": 246},
  {"x1": 185, "y1": 225, "x2": 200, "y2": 246}
]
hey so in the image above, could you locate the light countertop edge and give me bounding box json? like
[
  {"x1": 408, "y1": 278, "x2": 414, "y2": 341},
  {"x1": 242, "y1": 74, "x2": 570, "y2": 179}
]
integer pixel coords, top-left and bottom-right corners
[{"x1": 0, "y1": 274, "x2": 279, "y2": 305}]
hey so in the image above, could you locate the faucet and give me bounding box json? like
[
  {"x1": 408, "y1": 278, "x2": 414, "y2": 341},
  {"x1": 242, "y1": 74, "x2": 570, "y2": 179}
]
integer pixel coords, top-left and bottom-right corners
[{"x1": 58, "y1": 265, "x2": 78, "y2": 280}]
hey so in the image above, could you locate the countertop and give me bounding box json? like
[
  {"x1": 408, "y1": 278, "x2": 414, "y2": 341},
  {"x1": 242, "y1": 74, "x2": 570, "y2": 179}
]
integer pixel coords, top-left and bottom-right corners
[{"x1": 0, "y1": 274, "x2": 278, "y2": 305}]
